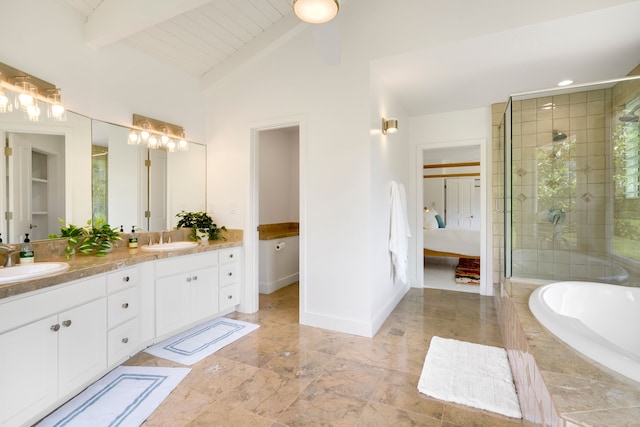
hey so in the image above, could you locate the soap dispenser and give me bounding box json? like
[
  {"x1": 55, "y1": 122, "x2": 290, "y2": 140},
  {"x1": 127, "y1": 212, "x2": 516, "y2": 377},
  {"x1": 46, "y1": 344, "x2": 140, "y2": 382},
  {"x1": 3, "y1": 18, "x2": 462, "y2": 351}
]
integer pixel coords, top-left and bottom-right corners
[
  {"x1": 128, "y1": 226, "x2": 138, "y2": 249},
  {"x1": 20, "y1": 234, "x2": 34, "y2": 264}
]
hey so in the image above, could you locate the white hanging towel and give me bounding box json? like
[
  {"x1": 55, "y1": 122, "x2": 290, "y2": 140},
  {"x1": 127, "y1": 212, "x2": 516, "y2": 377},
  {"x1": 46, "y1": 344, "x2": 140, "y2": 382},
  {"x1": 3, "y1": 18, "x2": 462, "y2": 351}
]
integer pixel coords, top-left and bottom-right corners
[{"x1": 389, "y1": 180, "x2": 411, "y2": 284}]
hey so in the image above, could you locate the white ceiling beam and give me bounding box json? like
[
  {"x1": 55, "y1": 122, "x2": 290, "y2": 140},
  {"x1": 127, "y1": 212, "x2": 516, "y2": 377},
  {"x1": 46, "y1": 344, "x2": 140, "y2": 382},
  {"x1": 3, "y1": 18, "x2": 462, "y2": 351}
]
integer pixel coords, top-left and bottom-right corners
[
  {"x1": 201, "y1": 13, "x2": 305, "y2": 91},
  {"x1": 85, "y1": 0, "x2": 212, "y2": 48}
]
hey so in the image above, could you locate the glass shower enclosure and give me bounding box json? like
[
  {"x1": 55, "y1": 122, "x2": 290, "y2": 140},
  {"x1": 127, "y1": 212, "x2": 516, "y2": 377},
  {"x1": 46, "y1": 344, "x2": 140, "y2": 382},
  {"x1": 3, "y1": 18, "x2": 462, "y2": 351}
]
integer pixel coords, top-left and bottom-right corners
[{"x1": 502, "y1": 75, "x2": 640, "y2": 287}]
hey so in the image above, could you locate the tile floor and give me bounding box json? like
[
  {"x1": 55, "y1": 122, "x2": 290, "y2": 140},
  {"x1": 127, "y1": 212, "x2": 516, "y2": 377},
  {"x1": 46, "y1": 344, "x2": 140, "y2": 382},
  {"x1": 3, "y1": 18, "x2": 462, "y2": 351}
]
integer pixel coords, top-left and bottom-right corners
[
  {"x1": 423, "y1": 256, "x2": 480, "y2": 294},
  {"x1": 121, "y1": 283, "x2": 522, "y2": 426}
]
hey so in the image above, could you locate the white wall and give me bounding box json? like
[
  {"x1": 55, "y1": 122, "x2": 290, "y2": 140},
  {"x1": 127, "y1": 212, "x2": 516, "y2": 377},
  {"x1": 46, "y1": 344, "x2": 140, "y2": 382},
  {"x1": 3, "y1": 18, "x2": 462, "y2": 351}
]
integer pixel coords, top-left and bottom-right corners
[
  {"x1": 409, "y1": 108, "x2": 493, "y2": 293},
  {"x1": 258, "y1": 128, "x2": 300, "y2": 224}
]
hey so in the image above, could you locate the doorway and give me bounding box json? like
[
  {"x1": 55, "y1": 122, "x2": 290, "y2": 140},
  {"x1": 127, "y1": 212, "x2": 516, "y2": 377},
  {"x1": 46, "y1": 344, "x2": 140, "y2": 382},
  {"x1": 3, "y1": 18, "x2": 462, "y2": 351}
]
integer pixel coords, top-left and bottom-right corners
[
  {"x1": 418, "y1": 139, "x2": 489, "y2": 295},
  {"x1": 249, "y1": 119, "x2": 303, "y2": 317}
]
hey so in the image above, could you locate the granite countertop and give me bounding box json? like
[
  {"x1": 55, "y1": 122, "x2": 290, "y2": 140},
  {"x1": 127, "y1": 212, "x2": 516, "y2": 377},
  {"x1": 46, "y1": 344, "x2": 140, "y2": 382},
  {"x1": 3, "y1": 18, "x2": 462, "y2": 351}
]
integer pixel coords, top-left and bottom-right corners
[
  {"x1": 0, "y1": 229, "x2": 243, "y2": 301},
  {"x1": 258, "y1": 222, "x2": 299, "y2": 240},
  {"x1": 507, "y1": 280, "x2": 640, "y2": 426}
]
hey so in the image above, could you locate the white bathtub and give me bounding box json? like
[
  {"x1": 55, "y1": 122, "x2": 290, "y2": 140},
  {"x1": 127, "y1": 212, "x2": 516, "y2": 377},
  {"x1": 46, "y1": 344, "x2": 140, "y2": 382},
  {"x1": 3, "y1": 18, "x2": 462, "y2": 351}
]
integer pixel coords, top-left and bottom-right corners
[
  {"x1": 512, "y1": 249, "x2": 629, "y2": 285},
  {"x1": 529, "y1": 281, "x2": 640, "y2": 382}
]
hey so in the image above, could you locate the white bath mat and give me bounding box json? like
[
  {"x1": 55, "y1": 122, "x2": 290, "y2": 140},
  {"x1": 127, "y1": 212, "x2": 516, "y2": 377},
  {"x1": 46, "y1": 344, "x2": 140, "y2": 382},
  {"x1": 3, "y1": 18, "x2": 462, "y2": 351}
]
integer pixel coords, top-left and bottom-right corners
[
  {"x1": 38, "y1": 366, "x2": 190, "y2": 427},
  {"x1": 145, "y1": 317, "x2": 259, "y2": 365},
  {"x1": 418, "y1": 336, "x2": 522, "y2": 419}
]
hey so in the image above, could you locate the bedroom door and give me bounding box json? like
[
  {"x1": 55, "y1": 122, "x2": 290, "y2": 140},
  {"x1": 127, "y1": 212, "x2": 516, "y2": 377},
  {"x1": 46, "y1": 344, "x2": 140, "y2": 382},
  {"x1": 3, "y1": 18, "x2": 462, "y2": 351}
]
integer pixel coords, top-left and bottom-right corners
[{"x1": 445, "y1": 178, "x2": 479, "y2": 228}]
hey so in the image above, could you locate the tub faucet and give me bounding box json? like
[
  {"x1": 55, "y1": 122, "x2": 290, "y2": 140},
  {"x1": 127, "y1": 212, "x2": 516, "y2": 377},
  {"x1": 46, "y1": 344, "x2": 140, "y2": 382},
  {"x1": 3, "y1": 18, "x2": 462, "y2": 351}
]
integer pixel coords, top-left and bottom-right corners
[{"x1": 0, "y1": 244, "x2": 18, "y2": 267}]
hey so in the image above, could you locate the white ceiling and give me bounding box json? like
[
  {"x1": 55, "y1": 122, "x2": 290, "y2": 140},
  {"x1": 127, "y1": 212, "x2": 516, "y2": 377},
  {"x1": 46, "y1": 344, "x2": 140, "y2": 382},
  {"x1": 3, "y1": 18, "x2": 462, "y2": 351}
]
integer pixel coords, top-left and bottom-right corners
[{"x1": 62, "y1": 0, "x2": 640, "y2": 116}]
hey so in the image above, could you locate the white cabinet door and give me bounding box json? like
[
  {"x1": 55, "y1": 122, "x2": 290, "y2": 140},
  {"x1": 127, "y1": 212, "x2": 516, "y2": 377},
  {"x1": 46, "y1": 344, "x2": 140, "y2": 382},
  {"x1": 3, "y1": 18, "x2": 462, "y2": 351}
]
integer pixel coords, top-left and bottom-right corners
[
  {"x1": 190, "y1": 265, "x2": 219, "y2": 321},
  {"x1": 0, "y1": 315, "x2": 58, "y2": 427},
  {"x1": 58, "y1": 298, "x2": 107, "y2": 397},
  {"x1": 156, "y1": 273, "x2": 191, "y2": 336}
]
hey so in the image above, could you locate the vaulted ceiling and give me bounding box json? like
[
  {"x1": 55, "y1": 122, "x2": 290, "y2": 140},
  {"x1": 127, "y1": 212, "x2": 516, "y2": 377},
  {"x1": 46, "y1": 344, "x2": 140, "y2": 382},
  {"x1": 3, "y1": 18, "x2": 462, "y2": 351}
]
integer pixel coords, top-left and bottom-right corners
[{"x1": 61, "y1": 0, "x2": 640, "y2": 115}]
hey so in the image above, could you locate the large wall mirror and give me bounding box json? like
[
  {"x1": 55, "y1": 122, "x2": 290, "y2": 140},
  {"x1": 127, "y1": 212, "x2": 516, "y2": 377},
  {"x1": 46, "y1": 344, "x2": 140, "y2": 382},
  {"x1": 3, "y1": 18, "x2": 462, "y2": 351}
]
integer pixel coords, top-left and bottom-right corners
[{"x1": 0, "y1": 109, "x2": 206, "y2": 243}]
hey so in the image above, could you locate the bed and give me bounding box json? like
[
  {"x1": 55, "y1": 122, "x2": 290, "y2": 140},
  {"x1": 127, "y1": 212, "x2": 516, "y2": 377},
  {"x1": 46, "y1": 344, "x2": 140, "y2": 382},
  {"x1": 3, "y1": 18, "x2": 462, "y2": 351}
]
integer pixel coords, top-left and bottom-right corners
[
  {"x1": 423, "y1": 228, "x2": 480, "y2": 259},
  {"x1": 422, "y1": 209, "x2": 480, "y2": 259}
]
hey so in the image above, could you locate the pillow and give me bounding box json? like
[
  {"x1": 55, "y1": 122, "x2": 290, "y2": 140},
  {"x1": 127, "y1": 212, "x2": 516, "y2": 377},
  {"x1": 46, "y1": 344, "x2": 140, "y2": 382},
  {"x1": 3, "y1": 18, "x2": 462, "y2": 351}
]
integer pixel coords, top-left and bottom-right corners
[
  {"x1": 435, "y1": 214, "x2": 445, "y2": 229},
  {"x1": 423, "y1": 209, "x2": 439, "y2": 230}
]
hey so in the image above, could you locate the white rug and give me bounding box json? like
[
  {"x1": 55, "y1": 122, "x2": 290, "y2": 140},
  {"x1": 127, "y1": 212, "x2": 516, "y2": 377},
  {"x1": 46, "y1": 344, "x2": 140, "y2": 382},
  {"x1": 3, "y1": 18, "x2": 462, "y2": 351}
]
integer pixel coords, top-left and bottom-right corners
[
  {"x1": 145, "y1": 317, "x2": 259, "y2": 365},
  {"x1": 418, "y1": 336, "x2": 522, "y2": 419},
  {"x1": 38, "y1": 366, "x2": 190, "y2": 427}
]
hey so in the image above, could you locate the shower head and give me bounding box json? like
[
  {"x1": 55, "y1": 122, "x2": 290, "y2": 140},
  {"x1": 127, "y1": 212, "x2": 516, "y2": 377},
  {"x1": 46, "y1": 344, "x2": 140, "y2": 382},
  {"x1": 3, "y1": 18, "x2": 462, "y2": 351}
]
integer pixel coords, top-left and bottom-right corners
[
  {"x1": 552, "y1": 130, "x2": 567, "y2": 142},
  {"x1": 619, "y1": 105, "x2": 640, "y2": 123}
]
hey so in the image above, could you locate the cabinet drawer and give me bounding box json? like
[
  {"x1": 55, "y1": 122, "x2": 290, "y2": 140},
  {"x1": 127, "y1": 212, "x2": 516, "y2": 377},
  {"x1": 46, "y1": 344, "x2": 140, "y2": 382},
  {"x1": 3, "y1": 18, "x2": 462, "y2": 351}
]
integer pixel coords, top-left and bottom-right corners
[
  {"x1": 155, "y1": 251, "x2": 218, "y2": 278},
  {"x1": 219, "y1": 247, "x2": 241, "y2": 264},
  {"x1": 107, "y1": 287, "x2": 138, "y2": 329},
  {"x1": 219, "y1": 284, "x2": 239, "y2": 311},
  {"x1": 107, "y1": 318, "x2": 139, "y2": 366},
  {"x1": 107, "y1": 266, "x2": 138, "y2": 293},
  {"x1": 219, "y1": 263, "x2": 239, "y2": 288}
]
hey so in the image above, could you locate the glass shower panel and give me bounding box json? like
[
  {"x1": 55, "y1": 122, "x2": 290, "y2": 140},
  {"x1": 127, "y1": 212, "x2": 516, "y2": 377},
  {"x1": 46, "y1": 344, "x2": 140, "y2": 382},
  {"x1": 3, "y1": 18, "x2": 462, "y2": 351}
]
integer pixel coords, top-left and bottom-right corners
[{"x1": 507, "y1": 76, "x2": 640, "y2": 287}]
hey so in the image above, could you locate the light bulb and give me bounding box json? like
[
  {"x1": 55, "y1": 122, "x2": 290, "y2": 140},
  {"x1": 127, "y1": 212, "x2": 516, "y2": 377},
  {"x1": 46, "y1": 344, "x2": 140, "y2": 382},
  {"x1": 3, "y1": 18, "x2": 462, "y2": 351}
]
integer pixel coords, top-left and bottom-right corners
[
  {"x1": 19, "y1": 92, "x2": 34, "y2": 108},
  {"x1": 178, "y1": 139, "x2": 188, "y2": 151},
  {"x1": 161, "y1": 134, "x2": 169, "y2": 146},
  {"x1": 128, "y1": 130, "x2": 139, "y2": 145},
  {"x1": 167, "y1": 141, "x2": 176, "y2": 152},
  {"x1": 27, "y1": 105, "x2": 40, "y2": 122},
  {"x1": 148, "y1": 135, "x2": 158, "y2": 149},
  {"x1": 49, "y1": 103, "x2": 66, "y2": 121},
  {"x1": 140, "y1": 130, "x2": 150, "y2": 141},
  {"x1": 0, "y1": 92, "x2": 9, "y2": 113}
]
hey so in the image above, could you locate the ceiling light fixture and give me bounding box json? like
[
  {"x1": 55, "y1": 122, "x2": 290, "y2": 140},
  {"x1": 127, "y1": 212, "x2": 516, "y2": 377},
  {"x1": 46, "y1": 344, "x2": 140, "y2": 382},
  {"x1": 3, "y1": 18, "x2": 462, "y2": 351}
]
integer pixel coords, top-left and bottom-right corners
[
  {"x1": 557, "y1": 79, "x2": 573, "y2": 87},
  {"x1": 129, "y1": 114, "x2": 188, "y2": 153},
  {"x1": 382, "y1": 117, "x2": 398, "y2": 135},
  {"x1": 293, "y1": 0, "x2": 339, "y2": 24}
]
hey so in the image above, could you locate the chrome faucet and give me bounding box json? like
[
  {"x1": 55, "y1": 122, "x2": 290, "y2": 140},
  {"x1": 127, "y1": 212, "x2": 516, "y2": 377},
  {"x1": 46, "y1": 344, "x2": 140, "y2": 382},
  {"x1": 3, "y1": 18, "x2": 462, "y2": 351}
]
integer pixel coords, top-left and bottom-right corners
[
  {"x1": 0, "y1": 244, "x2": 18, "y2": 267},
  {"x1": 159, "y1": 230, "x2": 171, "y2": 245}
]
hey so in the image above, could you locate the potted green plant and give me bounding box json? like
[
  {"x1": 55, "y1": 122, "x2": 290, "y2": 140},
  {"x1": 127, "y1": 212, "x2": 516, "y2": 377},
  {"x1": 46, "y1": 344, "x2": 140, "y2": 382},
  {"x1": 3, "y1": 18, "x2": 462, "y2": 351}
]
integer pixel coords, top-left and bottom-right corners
[
  {"x1": 176, "y1": 210, "x2": 226, "y2": 241},
  {"x1": 49, "y1": 218, "x2": 85, "y2": 258},
  {"x1": 75, "y1": 219, "x2": 122, "y2": 256}
]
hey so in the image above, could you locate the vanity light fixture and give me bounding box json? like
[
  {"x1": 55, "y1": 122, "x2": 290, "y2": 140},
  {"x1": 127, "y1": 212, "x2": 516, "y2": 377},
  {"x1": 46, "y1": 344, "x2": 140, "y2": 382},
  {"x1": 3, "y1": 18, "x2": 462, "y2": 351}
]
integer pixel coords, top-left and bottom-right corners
[
  {"x1": 0, "y1": 62, "x2": 67, "y2": 122},
  {"x1": 382, "y1": 117, "x2": 398, "y2": 135},
  {"x1": 129, "y1": 114, "x2": 188, "y2": 153},
  {"x1": 293, "y1": 0, "x2": 339, "y2": 24}
]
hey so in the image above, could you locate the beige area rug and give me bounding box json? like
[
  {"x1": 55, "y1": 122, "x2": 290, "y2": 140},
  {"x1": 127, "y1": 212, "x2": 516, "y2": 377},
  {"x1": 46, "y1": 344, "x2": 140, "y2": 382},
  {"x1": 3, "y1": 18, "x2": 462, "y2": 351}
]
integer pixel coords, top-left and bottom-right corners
[{"x1": 418, "y1": 336, "x2": 522, "y2": 419}]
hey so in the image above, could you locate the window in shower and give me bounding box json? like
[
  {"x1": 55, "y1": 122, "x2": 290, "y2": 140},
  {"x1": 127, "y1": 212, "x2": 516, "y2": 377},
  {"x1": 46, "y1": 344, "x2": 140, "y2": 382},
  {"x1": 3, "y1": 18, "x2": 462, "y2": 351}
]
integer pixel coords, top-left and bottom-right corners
[{"x1": 612, "y1": 97, "x2": 640, "y2": 260}]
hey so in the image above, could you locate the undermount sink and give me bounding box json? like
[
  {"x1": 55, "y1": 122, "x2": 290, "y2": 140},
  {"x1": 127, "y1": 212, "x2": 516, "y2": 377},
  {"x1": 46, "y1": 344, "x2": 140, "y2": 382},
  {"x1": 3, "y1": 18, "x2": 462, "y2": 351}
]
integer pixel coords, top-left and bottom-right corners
[
  {"x1": 0, "y1": 262, "x2": 70, "y2": 284},
  {"x1": 139, "y1": 241, "x2": 199, "y2": 252}
]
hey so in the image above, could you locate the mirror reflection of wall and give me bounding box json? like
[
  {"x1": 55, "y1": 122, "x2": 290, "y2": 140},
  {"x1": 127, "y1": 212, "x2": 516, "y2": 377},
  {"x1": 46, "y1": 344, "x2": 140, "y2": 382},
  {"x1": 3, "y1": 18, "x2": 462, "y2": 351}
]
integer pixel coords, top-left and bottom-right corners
[{"x1": 91, "y1": 145, "x2": 108, "y2": 222}]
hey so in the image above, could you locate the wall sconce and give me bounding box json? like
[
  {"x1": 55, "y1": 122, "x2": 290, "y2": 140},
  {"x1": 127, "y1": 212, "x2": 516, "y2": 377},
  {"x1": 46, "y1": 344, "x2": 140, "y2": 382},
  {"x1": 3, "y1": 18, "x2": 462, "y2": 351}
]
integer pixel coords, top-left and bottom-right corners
[
  {"x1": 0, "y1": 62, "x2": 66, "y2": 122},
  {"x1": 129, "y1": 114, "x2": 188, "y2": 153},
  {"x1": 293, "y1": 0, "x2": 339, "y2": 24},
  {"x1": 382, "y1": 117, "x2": 398, "y2": 135}
]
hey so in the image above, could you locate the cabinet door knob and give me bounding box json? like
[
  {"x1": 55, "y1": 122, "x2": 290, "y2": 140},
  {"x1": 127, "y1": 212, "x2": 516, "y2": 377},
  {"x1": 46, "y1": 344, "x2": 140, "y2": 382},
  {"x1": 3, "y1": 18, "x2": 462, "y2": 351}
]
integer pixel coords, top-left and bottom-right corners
[
  {"x1": 186, "y1": 277, "x2": 192, "y2": 282},
  {"x1": 192, "y1": 275, "x2": 198, "y2": 281},
  {"x1": 227, "y1": 295, "x2": 233, "y2": 300},
  {"x1": 50, "y1": 324, "x2": 60, "y2": 332},
  {"x1": 123, "y1": 276, "x2": 130, "y2": 282},
  {"x1": 122, "y1": 302, "x2": 129, "y2": 309},
  {"x1": 62, "y1": 320, "x2": 72, "y2": 327},
  {"x1": 229, "y1": 254, "x2": 234, "y2": 259},
  {"x1": 227, "y1": 272, "x2": 233, "y2": 277},
  {"x1": 122, "y1": 337, "x2": 129, "y2": 344}
]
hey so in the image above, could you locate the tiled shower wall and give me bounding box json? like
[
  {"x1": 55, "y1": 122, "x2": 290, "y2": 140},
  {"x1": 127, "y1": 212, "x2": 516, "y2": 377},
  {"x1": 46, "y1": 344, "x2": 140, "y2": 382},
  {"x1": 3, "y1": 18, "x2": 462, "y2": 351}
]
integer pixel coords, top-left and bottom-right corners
[{"x1": 511, "y1": 90, "x2": 612, "y2": 260}]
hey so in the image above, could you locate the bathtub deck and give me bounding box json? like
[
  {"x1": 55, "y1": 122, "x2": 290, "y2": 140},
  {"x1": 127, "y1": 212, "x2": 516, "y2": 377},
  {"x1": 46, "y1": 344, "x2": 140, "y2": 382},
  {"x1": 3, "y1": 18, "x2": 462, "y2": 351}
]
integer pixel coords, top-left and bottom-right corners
[{"x1": 496, "y1": 279, "x2": 640, "y2": 426}]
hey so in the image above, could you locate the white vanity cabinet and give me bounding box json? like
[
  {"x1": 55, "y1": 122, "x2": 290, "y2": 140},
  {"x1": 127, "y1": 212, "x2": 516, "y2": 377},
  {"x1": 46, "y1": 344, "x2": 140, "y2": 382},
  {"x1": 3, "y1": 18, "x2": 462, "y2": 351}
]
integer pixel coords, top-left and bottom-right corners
[
  {"x1": 106, "y1": 266, "x2": 141, "y2": 366},
  {"x1": 219, "y1": 247, "x2": 241, "y2": 311},
  {"x1": 155, "y1": 251, "x2": 220, "y2": 337},
  {"x1": 0, "y1": 276, "x2": 107, "y2": 427}
]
